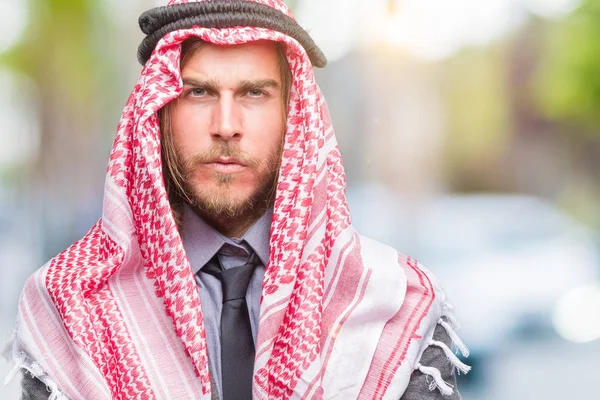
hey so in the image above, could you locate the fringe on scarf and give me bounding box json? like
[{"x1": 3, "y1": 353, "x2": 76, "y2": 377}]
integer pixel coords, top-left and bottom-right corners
[
  {"x1": 3, "y1": 329, "x2": 69, "y2": 400},
  {"x1": 415, "y1": 302, "x2": 471, "y2": 396}
]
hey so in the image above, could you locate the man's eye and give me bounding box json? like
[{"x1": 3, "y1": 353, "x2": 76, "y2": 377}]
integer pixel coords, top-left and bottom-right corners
[
  {"x1": 248, "y1": 89, "x2": 265, "y2": 98},
  {"x1": 189, "y1": 88, "x2": 208, "y2": 97}
]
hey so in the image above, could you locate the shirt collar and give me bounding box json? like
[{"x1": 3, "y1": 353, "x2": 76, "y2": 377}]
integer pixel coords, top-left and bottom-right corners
[
  {"x1": 180, "y1": 205, "x2": 273, "y2": 274},
  {"x1": 242, "y1": 208, "x2": 272, "y2": 267}
]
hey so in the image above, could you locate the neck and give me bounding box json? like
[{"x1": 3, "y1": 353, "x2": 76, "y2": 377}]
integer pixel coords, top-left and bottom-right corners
[
  {"x1": 207, "y1": 215, "x2": 256, "y2": 238},
  {"x1": 192, "y1": 206, "x2": 266, "y2": 238}
]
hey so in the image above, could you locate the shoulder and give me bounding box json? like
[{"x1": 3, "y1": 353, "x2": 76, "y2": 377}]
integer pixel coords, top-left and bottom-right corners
[
  {"x1": 357, "y1": 234, "x2": 471, "y2": 394},
  {"x1": 21, "y1": 371, "x2": 51, "y2": 400},
  {"x1": 357, "y1": 234, "x2": 447, "y2": 313},
  {"x1": 19, "y1": 260, "x2": 53, "y2": 308},
  {"x1": 356, "y1": 234, "x2": 452, "y2": 349}
]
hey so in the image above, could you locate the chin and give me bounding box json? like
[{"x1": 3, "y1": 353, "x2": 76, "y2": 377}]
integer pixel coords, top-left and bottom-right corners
[{"x1": 195, "y1": 185, "x2": 254, "y2": 204}]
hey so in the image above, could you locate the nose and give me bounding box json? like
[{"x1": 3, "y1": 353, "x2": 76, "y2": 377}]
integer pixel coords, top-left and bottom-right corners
[{"x1": 210, "y1": 94, "x2": 242, "y2": 141}]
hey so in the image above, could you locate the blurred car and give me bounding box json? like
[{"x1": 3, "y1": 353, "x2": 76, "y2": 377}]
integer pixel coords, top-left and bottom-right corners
[
  {"x1": 346, "y1": 186, "x2": 600, "y2": 355},
  {"x1": 0, "y1": 190, "x2": 38, "y2": 320}
]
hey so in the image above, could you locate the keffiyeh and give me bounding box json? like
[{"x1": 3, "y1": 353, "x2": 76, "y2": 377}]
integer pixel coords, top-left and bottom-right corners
[{"x1": 5, "y1": 0, "x2": 468, "y2": 398}]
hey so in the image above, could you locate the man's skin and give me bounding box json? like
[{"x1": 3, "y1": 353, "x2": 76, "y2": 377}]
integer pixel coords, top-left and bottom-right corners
[{"x1": 171, "y1": 40, "x2": 286, "y2": 238}]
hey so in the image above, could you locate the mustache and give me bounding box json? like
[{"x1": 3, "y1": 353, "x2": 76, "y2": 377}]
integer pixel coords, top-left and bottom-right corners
[{"x1": 184, "y1": 143, "x2": 259, "y2": 170}]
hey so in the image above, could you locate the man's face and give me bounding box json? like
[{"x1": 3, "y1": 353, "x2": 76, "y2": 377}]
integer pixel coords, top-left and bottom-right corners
[{"x1": 169, "y1": 41, "x2": 286, "y2": 230}]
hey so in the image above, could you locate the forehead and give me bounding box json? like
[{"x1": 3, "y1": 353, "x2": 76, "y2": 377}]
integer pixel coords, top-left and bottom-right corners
[{"x1": 180, "y1": 40, "x2": 282, "y2": 81}]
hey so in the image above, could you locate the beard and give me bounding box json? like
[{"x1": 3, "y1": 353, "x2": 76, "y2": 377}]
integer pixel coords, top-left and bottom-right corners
[{"x1": 174, "y1": 140, "x2": 281, "y2": 226}]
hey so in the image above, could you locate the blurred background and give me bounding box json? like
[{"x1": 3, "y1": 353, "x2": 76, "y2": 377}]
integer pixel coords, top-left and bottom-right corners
[{"x1": 1, "y1": 0, "x2": 600, "y2": 398}]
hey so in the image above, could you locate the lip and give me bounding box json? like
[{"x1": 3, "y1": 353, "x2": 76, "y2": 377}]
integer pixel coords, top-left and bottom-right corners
[
  {"x1": 213, "y1": 157, "x2": 246, "y2": 166},
  {"x1": 205, "y1": 158, "x2": 246, "y2": 173}
]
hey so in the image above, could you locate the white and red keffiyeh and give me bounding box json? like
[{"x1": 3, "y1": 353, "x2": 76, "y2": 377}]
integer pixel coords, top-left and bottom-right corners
[{"x1": 5, "y1": 0, "x2": 468, "y2": 398}]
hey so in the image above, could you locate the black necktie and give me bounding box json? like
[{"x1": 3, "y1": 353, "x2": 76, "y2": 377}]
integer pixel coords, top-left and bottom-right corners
[{"x1": 203, "y1": 253, "x2": 258, "y2": 400}]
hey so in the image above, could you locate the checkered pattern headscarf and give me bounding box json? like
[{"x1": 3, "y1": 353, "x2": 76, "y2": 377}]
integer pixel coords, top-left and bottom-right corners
[{"x1": 6, "y1": 1, "x2": 467, "y2": 398}]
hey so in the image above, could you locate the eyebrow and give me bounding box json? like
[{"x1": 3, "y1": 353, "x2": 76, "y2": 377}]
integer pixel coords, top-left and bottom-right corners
[
  {"x1": 238, "y1": 79, "x2": 280, "y2": 92},
  {"x1": 181, "y1": 77, "x2": 280, "y2": 93},
  {"x1": 182, "y1": 77, "x2": 219, "y2": 91}
]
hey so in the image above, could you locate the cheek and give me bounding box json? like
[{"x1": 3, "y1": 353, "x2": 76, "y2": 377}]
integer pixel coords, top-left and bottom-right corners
[
  {"x1": 170, "y1": 105, "x2": 211, "y2": 158},
  {"x1": 245, "y1": 104, "x2": 286, "y2": 152}
]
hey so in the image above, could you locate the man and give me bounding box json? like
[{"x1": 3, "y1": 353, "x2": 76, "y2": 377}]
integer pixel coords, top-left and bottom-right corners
[{"x1": 6, "y1": 0, "x2": 469, "y2": 399}]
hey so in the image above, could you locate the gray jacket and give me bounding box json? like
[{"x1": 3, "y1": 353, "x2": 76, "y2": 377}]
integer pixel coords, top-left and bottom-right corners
[{"x1": 21, "y1": 323, "x2": 460, "y2": 400}]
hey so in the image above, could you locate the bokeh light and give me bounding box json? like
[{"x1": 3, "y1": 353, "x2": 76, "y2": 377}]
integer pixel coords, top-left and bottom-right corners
[{"x1": 553, "y1": 284, "x2": 600, "y2": 343}]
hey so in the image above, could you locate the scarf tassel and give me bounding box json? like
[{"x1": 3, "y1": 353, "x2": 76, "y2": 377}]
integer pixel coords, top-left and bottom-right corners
[
  {"x1": 416, "y1": 363, "x2": 455, "y2": 396},
  {"x1": 438, "y1": 315, "x2": 470, "y2": 358},
  {"x1": 3, "y1": 330, "x2": 68, "y2": 400},
  {"x1": 429, "y1": 339, "x2": 472, "y2": 375},
  {"x1": 411, "y1": 301, "x2": 471, "y2": 396},
  {"x1": 441, "y1": 302, "x2": 460, "y2": 327}
]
